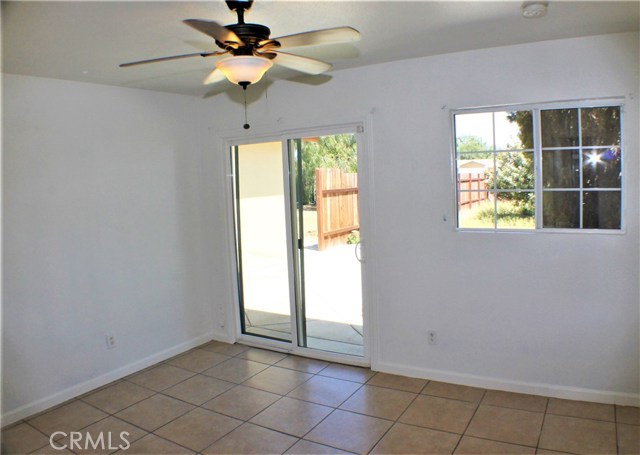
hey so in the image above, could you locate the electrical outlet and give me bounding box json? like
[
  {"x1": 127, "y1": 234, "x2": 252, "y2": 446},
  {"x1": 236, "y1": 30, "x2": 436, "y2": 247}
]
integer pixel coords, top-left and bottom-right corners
[
  {"x1": 427, "y1": 331, "x2": 438, "y2": 345},
  {"x1": 105, "y1": 334, "x2": 116, "y2": 349}
]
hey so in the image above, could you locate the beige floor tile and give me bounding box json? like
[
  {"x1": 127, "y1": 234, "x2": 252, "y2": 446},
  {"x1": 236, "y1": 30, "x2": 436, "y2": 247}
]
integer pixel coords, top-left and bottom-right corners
[
  {"x1": 617, "y1": 423, "x2": 640, "y2": 454},
  {"x1": 339, "y1": 385, "x2": 416, "y2": 420},
  {"x1": 154, "y1": 407, "x2": 242, "y2": 452},
  {"x1": 285, "y1": 440, "x2": 354, "y2": 454},
  {"x1": 422, "y1": 381, "x2": 486, "y2": 403},
  {"x1": 538, "y1": 414, "x2": 617, "y2": 454},
  {"x1": 616, "y1": 405, "x2": 640, "y2": 425},
  {"x1": 114, "y1": 394, "x2": 194, "y2": 431},
  {"x1": 366, "y1": 372, "x2": 427, "y2": 393},
  {"x1": 454, "y1": 436, "x2": 535, "y2": 454},
  {"x1": 371, "y1": 422, "x2": 459, "y2": 454},
  {"x1": 547, "y1": 398, "x2": 614, "y2": 422},
  {"x1": 161, "y1": 374, "x2": 234, "y2": 405},
  {"x1": 165, "y1": 349, "x2": 230, "y2": 372},
  {"x1": 27, "y1": 401, "x2": 108, "y2": 437},
  {"x1": 0, "y1": 422, "x2": 51, "y2": 454},
  {"x1": 202, "y1": 357, "x2": 269, "y2": 383},
  {"x1": 237, "y1": 348, "x2": 289, "y2": 365},
  {"x1": 55, "y1": 416, "x2": 147, "y2": 454},
  {"x1": 27, "y1": 443, "x2": 75, "y2": 454},
  {"x1": 81, "y1": 381, "x2": 155, "y2": 414},
  {"x1": 250, "y1": 397, "x2": 333, "y2": 437},
  {"x1": 318, "y1": 364, "x2": 375, "y2": 383},
  {"x1": 305, "y1": 409, "x2": 393, "y2": 454},
  {"x1": 126, "y1": 364, "x2": 195, "y2": 392},
  {"x1": 202, "y1": 385, "x2": 281, "y2": 420},
  {"x1": 287, "y1": 375, "x2": 362, "y2": 407},
  {"x1": 125, "y1": 434, "x2": 195, "y2": 454},
  {"x1": 200, "y1": 341, "x2": 250, "y2": 356},
  {"x1": 276, "y1": 356, "x2": 330, "y2": 374},
  {"x1": 25, "y1": 399, "x2": 79, "y2": 420},
  {"x1": 465, "y1": 405, "x2": 544, "y2": 447},
  {"x1": 482, "y1": 390, "x2": 547, "y2": 412},
  {"x1": 243, "y1": 366, "x2": 313, "y2": 395},
  {"x1": 203, "y1": 423, "x2": 298, "y2": 454},
  {"x1": 75, "y1": 381, "x2": 122, "y2": 400},
  {"x1": 399, "y1": 395, "x2": 477, "y2": 434},
  {"x1": 17, "y1": 343, "x2": 636, "y2": 455}
]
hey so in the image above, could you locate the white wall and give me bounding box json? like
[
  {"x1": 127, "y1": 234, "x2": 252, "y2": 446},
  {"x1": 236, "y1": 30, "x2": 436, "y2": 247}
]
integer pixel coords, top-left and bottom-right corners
[
  {"x1": 2, "y1": 75, "x2": 219, "y2": 423},
  {"x1": 2, "y1": 32, "x2": 637, "y2": 426},
  {"x1": 202, "y1": 32, "x2": 639, "y2": 403}
]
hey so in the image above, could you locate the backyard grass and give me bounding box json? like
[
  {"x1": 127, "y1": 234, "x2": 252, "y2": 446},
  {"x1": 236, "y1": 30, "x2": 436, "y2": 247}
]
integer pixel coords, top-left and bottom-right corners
[{"x1": 459, "y1": 199, "x2": 534, "y2": 229}]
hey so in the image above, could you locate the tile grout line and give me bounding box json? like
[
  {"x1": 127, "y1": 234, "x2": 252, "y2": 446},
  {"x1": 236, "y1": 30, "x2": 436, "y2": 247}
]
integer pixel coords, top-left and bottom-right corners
[
  {"x1": 7, "y1": 341, "x2": 636, "y2": 455},
  {"x1": 145, "y1": 351, "x2": 358, "y2": 454},
  {"x1": 287, "y1": 371, "x2": 370, "y2": 450},
  {"x1": 450, "y1": 388, "x2": 488, "y2": 453},
  {"x1": 535, "y1": 396, "x2": 551, "y2": 451},
  {"x1": 365, "y1": 382, "x2": 429, "y2": 454}
]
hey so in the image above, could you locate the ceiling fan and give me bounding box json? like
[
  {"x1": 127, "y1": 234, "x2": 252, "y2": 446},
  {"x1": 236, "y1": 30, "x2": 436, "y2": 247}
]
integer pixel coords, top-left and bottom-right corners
[{"x1": 120, "y1": 0, "x2": 361, "y2": 89}]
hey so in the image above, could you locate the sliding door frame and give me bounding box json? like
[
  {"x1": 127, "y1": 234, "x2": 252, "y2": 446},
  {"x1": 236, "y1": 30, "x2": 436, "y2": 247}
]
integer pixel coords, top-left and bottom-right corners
[{"x1": 222, "y1": 121, "x2": 374, "y2": 366}]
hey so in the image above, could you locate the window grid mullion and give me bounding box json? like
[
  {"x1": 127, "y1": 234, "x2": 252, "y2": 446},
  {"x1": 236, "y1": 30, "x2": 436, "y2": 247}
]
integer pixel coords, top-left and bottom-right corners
[
  {"x1": 578, "y1": 108, "x2": 584, "y2": 228},
  {"x1": 533, "y1": 109, "x2": 543, "y2": 229},
  {"x1": 492, "y1": 112, "x2": 497, "y2": 230}
]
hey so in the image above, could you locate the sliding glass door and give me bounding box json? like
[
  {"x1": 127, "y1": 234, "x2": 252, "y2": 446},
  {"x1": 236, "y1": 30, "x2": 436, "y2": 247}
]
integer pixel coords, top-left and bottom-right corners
[
  {"x1": 231, "y1": 131, "x2": 364, "y2": 358},
  {"x1": 288, "y1": 136, "x2": 364, "y2": 356},
  {"x1": 232, "y1": 142, "x2": 292, "y2": 341}
]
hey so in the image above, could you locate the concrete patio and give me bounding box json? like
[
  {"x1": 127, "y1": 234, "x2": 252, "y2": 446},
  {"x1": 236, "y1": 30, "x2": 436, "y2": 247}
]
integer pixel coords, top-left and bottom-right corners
[{"x1": 242, "y1": 243, "x2": 363, "y2": 356}]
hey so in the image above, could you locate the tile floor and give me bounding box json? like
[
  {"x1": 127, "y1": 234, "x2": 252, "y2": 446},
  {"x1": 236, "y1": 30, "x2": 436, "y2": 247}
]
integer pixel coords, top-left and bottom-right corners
[{"x1": 2, "y1": 340, "x2": 639, "y2": 455}]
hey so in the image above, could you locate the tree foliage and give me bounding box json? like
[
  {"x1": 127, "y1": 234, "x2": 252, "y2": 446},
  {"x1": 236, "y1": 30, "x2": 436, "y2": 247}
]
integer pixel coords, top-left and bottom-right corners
[
  {"x1": 483, "y1": 111, "x2": 535, "y2": 214},
  {"x1": 456, "y1": 136, "x2": 492, "y2": 159},
  {"x1": 486, "y1": 107, "x2": 620, "y2": 216},
  {"x1": 301, "y1": 134, "x2": 357, "y2": 205}
]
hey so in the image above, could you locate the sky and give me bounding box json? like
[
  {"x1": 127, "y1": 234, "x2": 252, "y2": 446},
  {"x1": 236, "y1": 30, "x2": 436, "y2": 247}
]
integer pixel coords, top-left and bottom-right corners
[{"x1": 455, "y1": 111, "x2": 524, "y2": 151}]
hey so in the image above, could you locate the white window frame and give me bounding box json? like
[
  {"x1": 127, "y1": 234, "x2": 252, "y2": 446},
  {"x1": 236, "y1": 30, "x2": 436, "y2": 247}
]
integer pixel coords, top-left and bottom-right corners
[{"x1": 451, "y1": 98, "x2": 625, "y2": 233}]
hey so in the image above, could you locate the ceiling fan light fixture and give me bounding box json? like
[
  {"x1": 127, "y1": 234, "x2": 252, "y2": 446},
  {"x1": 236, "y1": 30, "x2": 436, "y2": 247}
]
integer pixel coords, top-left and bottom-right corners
[{"x1": 215, "y1": 55, "x2": 273, "y2": 86}]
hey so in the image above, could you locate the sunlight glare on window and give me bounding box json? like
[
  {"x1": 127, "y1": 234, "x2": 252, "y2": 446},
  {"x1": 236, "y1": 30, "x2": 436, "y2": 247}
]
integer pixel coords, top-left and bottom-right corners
[{"x1": 585, "y1": 150, "x2": 603, "y2": 167}]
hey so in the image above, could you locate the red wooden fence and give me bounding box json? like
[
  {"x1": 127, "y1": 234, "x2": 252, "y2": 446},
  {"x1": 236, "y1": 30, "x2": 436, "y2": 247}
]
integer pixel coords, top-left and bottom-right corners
[
  {"x1": 315, "y1": 168, "x2": 359, "y2": 251},
  {"x1": 458, "y1": 172, "x2": 489, "y2": 209}
]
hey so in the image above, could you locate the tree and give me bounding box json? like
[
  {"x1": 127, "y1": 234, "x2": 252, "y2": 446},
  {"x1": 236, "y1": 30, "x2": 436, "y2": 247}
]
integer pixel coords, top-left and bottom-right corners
[
  {"x1": 489, "y1": 107, "x2": 620, "y2": 216},
  {"x1": 484, "y1": 111, "x2": 535, "y2": 215},
  {"x1": 456, "y1": 136, "x2": 492, "y2": 159},
  {"x1": 300, "y1": 134, "x2": 357, "y2": 205}
]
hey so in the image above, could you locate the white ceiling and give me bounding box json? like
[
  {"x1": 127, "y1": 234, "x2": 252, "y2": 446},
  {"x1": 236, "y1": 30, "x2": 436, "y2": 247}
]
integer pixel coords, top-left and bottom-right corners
[{"x1": 3, "y1": 1, "x2": 639, "y2": 97}]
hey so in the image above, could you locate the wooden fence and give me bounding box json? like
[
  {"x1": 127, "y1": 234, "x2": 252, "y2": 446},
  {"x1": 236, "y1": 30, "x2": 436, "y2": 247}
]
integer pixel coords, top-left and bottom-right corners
[
  {"x1": 458, "y1": 172, "x2": 490, "y2": 209},
  {"x1": 316, "y1": 168, "x2": 359, "y2": 251}
]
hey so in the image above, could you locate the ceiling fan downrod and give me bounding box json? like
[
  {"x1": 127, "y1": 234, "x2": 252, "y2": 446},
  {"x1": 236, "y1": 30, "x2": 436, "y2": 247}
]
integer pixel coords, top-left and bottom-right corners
[{"x1": 226, "y1": 1, "x2": 252, "y2": 24}]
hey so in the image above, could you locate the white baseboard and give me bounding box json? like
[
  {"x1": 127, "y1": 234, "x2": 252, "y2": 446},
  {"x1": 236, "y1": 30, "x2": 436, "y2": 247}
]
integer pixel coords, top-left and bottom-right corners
[
  {"x1": 1, "y1": 332, "x2": 219, "y2": 427},
  {"x1": 376, "y1": 360, "x2": 640, "y2": 406}
]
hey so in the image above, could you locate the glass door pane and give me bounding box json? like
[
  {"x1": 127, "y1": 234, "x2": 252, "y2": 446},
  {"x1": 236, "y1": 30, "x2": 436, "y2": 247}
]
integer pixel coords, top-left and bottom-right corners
[
  {"x1": 289, "y1": 134, "x2": 364, "y2": 356},
  {"x1": 233, "y1": 142, "x2": 291, "y2": 341}
]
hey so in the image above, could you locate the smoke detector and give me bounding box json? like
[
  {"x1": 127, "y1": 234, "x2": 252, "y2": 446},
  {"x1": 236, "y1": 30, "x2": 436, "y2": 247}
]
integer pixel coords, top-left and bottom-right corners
[{"x1": 522, "y1": 2, "x2": 548, "y2": 18}]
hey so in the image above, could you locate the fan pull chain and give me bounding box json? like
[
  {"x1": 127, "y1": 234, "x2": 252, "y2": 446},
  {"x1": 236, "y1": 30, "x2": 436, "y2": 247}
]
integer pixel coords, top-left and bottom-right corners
[{"x1": 242, "y1": 84, "x2": 250, "y2": 130}]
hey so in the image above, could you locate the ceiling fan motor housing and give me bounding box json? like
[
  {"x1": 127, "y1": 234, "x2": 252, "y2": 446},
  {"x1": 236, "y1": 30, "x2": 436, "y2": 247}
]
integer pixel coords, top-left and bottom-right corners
[{"x1": 220, "y1": 23, "x2": 272, "y2": 55}]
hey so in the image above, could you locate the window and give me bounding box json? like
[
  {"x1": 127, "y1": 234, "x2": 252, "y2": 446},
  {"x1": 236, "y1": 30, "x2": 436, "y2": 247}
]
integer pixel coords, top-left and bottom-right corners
[{"x1": 454, "y1": 102, "x2": 622, "y2": 231}]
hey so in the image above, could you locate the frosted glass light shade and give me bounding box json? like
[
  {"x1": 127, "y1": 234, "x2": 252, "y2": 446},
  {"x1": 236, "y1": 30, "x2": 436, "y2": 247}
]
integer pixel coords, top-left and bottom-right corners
[{"x1": 216, "y1": 56, "x2": 273, "y2": 85}]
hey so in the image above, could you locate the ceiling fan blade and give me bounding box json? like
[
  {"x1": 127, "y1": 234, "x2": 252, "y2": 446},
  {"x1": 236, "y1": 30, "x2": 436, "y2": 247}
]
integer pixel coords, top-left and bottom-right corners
[
  {"x1": 183, "y1": 19, "x2": 243, "y2": 47},
  {"x1": 272, "y1": 51, "x2": 332, "y2": 75},
  {"x1": 203, "y1": 68, "x2": 227, "y2": 85},
  {"x1": 119, "y1": 51, "x2": 222, "y2": 67},
  {"x1": 269, "y1": 26, "x2": 360, "y2": 49}
]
